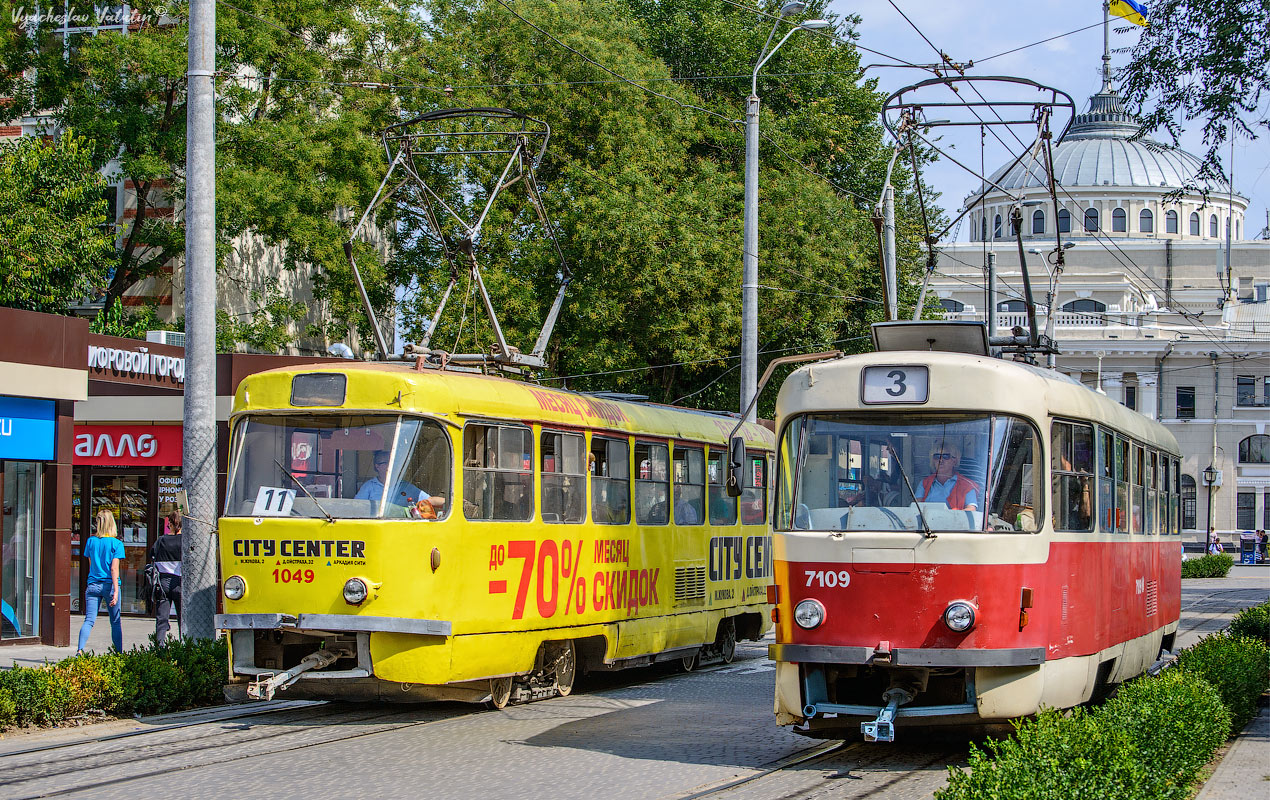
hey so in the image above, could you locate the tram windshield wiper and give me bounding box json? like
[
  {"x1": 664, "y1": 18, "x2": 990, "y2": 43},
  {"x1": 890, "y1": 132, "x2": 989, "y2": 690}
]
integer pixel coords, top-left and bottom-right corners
[
  {"x1": 273, "y1": 458, "x2": 335, "y2": 524},
  {"x1": 888, "y1": 437, "x2": 935, "y2": 539}
]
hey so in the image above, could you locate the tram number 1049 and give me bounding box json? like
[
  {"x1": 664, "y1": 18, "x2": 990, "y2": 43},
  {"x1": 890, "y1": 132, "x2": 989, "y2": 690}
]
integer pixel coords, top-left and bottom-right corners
[{"x1": 805, "y1": 569, "x2": 851, "y2": 588}]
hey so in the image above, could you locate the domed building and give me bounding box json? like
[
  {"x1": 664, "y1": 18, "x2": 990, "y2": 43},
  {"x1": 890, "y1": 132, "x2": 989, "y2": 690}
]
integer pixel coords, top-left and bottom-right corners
[{"x1": 929, "y1": 84, "x2": 1270, "y2": 548}]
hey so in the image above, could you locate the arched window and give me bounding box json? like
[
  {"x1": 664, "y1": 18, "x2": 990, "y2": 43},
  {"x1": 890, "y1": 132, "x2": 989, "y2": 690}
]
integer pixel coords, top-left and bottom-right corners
[
  {"x1": 1032, "y1": 209, "x2": 1045, "y2": 234},
  {"x1": 1239, "y1": 434, "x2": 1270, "y2": 463},
  {"x1": 1189, "y1": 211, "x2": 1200, "y2": 235},
  {"x1": 1166, "y1": 210, "x2": 1178, "y2": 234},
  {"x1": 1112, "y1": 208, "x2": 1127, "y2": 232},
  {"x1": 1235, "y1": 220, "x2": 1240, "y2": 239},
  {"x1": 997, "y1": 299, "x2": 1027, "y2": 312},
  {"x1": 938, "y1": 298, "x2": 965, "y2": 313},
  {"x1": 1181, "y1": 475, "x2": 1196, "y2": 530},
  {"x1": 980, "y1": 215, "x2": 987, "y2": 241},
  {"x1": 1058, "y1": 209, "x2": 1071, "y2": 233},
  {"x1": 1210, "y1": 214, "x2": 1218, "y2": 237},
  {"x1": 1084, "y1": 207, "x2": 1099, "y2": 231},
  {"x1": 1139, "y1": 208, "x2": 1154, "y2": 233},
  {"x1": 1009, "y1": 213, "x2": 1019, "y2": 237},
  {"x1": 1062, "y1": 299, "x2": 1106, "y2": 313},
  {"x1": 994, "y1": 214, "x2": 1002, "y2": 239}
]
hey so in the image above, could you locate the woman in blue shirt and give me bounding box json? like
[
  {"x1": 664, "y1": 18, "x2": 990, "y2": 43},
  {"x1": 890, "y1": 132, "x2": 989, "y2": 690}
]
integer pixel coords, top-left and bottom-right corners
[{"x1": 76, "y1": 509, "x2": 125, "y2": 654}]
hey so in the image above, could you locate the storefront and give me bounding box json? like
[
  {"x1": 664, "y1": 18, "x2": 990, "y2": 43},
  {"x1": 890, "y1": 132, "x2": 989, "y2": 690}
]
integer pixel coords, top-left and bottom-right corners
[{"x1": 0, "y1": 308, "x2": 87, "y2": 645}]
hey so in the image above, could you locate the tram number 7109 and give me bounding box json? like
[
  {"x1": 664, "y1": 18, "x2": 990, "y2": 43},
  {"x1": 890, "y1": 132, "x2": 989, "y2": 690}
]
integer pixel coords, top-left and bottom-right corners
[{"x1": 805, "y1": 569, "x2": 851, "y2": 588}]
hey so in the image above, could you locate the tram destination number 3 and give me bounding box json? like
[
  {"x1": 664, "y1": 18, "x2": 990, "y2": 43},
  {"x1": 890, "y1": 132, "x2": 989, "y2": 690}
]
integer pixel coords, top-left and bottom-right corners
[{"x1": 861, "y1": 365, "x2": 929, "y2": 405}]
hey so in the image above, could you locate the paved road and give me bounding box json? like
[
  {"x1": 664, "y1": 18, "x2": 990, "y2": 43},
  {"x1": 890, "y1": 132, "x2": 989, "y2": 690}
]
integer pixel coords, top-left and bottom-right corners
[{"x1": 2, "y1": 574, "x2": 1264, "y2": 800}]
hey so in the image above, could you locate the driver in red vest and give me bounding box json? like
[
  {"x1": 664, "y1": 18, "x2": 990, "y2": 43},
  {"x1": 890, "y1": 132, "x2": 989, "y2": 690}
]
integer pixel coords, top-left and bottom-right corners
[{"x1": 916, "y1": 439, "x2": 979, "y2": 511}]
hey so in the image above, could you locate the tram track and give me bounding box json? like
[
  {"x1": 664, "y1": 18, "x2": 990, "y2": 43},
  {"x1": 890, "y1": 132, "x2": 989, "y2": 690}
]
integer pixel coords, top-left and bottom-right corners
[{"x1": 0, "y1": 702, "x2": 477, "y2": 800}]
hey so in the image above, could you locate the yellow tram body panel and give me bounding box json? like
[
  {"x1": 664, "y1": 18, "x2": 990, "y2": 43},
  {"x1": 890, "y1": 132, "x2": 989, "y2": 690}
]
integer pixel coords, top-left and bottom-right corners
[{"x1": 217, "y1": 364, "x2": 774, "y2": 695}]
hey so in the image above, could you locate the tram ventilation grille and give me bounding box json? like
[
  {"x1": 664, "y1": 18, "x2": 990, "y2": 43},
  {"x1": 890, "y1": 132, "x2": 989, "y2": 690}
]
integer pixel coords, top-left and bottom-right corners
[
  {"x1": 674, "y1": 566, "x2": 707, "y2": 605},
  {"x1": 1061, "y1": 586, "x2": 1068, "y2": 626},
  {"x1": 1145, "y1": 580, "x2": 1158, "y2": 617}
]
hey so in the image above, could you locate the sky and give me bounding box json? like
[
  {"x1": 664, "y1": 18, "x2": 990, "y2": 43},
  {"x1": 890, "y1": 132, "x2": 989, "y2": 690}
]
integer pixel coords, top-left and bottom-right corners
[{"x1": 827, "y1": 0, "x2": 1270, "y2": 242}]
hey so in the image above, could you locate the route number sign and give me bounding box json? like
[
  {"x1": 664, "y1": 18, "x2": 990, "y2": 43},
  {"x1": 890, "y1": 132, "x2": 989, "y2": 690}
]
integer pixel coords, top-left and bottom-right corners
[
  {"x1": 253, "y1": 486, "x2": 297, "y2": 516},
  {"x1": 862, "y1": 366, "x2": 928, "y2": 404}
]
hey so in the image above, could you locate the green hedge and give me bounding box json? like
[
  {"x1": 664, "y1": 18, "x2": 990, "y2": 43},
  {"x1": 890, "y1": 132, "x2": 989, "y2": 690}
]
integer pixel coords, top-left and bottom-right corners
[
  {"x1": 0, "y1": 637, "x2": 227, "y2": 731},
  {"x1": 1227, "y1": 601, "x2": 1270, "y2": 646},
  {"x1": 1180, "y1": 553, "x2": 1234, "y2": 579},
  {"x1": 937, "y1": 632, "x2": 1270, "y2": 800}
]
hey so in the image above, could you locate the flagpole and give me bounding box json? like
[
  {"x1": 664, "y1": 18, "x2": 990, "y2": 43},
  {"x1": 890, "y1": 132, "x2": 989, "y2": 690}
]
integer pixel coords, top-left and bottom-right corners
[{"x1": 1102, "y1": 1, "x2": 1112, "y2": 92}]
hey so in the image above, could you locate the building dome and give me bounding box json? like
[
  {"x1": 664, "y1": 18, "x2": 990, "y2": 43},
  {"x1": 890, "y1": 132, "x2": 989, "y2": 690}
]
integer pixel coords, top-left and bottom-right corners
[{"x1": 985, "y1": 92, "x2": 1229, "y2": 194}]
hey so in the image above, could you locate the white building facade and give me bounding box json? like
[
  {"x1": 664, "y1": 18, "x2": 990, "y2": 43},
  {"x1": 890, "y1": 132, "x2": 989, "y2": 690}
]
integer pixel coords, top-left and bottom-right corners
[{"x1": 931, "y1": 89, "x2": 1270, "y2": 546}]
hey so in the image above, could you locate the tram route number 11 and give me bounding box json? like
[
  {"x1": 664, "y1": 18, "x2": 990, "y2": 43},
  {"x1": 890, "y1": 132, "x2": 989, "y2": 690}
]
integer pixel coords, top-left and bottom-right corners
[{"x1": 253, "y1": 486, "x2": 297, "y2": 516}]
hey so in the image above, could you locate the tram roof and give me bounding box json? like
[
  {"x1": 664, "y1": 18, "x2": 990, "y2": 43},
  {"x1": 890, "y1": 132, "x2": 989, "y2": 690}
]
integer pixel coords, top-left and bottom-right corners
[
  {"x1": 775, "y1": 350, "x2": 1179, "y2": 454},
  {"x1": 233, "y1": 362, "x2": 774, "y2": 449}
]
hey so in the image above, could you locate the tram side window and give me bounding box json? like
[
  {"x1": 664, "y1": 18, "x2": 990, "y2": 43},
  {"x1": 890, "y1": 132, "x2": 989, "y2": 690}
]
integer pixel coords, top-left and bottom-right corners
[
  {"x1": 1171, "y1": 458, "x2": 1182, "y2": 535},
  {"x1": 1131, "y1": 444, "x2": 1145, "y2": 535},
  {"x1": 635, "y1": 442, "x2": 670, "y2": 525},
  {"x1": 740, "y1": 452, "x2": 768, "y2": 525},
  {"x1": 987, "y1": 418, "x2": 1043, "y2": 532},
  {"x1": 463, "y1": 424, "x2": 533, "y2": 521},
  {"x1": 541, "y1": 431, "x2": 585, "y2": 524},
  {"x1": 1114, "y1": 437, "x2": 1130, "y2": 534},
  {"x1": 707, "y1": 450, "x2": 738, "y2": 526},
  {"x1": 590, "y1": 437, "x2": 630, "y2": 525},
  {"x1": 1051, "y1": 421, "x2": 1093, "y2": 532},
  {"x1": 673, "y1": 446, "x2": 706, "y2": 525},
  {"x1": 1146, "y1": 451, "x2": 1158, "y2": 535},
  {"x1": 1098, "y1": 431, "x2": 1114, "y2": 532}
]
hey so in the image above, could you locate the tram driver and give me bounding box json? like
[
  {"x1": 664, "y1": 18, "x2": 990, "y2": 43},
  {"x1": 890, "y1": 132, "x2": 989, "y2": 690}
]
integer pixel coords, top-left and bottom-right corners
[
  {"x1": 915, "y1": 439, "x2": 979, "y2": 511},
  {"x1": 355, "y1": 450, "x2": 446, "y2": 516}
]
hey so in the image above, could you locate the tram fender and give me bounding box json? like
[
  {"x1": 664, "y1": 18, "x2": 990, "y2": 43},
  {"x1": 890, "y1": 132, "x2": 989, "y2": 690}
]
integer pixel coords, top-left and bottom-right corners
[
  {"x1": 774, "y1": 661, "x2": 805, "y2": 724},
  {"x1": 975, "y1": 665, "x2": 1043, "y2": 718}
]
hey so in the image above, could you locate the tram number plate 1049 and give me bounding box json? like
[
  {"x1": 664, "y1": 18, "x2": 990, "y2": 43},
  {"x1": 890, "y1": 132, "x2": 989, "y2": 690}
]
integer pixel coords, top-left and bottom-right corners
[
  {"x1": 253, "y1": 486, "x2": 297, "y2": 516},
  {"x1": 861, "y1": 365, "x2": 929, "y2": 404}
]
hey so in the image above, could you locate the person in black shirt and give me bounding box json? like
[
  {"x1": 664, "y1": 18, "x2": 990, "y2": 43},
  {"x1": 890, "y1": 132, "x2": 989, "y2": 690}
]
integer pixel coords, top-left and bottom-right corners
[{"x1": 151, "y1": 511, "x2": 183, "y2": 643}]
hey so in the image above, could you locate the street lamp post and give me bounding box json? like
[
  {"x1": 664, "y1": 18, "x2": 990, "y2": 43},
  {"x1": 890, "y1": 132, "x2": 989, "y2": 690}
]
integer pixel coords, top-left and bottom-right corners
[
  {"x1": 1203, "y1": 464, "x2": 1217, "y2": 554},
  {"x1": 740, "y1": 2, "x2": 829, "y2": 421}
]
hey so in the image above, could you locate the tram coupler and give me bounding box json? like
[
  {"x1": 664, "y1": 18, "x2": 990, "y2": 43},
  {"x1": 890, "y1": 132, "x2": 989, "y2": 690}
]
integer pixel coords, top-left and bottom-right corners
[
  {"x1": 247, "y1": 648, "x2": 348, "y2": 701},
  {"x1": 861, "y1": 687, "x2": 914, "y2": 743}
]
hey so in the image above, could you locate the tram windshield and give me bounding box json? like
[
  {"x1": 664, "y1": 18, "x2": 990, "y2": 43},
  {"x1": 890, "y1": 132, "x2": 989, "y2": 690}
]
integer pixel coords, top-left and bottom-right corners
[
  {"x1": 225, "y1": 414, "x2": 452, "y2": 519},
  {"x1": 777, "y1": 413, "x2": 1043, "y2": 533}
]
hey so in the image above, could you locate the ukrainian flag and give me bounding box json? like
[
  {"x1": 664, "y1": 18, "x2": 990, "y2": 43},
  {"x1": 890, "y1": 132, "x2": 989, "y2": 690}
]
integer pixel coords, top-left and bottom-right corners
[{"x1": 1109, "y1": 0, "x2": 1148, "y2": 26}]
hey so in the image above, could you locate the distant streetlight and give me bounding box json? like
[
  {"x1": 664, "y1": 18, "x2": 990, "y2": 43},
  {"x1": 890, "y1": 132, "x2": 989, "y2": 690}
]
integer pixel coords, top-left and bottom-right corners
[
  {"x1": 740, "y1": 4, "x2": 830, "y2": 421},
  {"x1": 1203, "y1": 464, "x2": 1218, "y2": 553}
]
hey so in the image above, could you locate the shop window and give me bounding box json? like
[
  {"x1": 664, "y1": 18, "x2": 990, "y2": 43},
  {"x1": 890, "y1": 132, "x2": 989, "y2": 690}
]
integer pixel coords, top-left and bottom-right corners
[
  {"x1": 1112, "y1": 207, "x2": 1126, "y2": 232},
  {"x1": 673, "y1": 446, "x2": 705, "y2": 525},
  {"x1": 1, "y1": 462, "x2": 42, "y2": 638},
  {"x1": 635, "y1": 442, "x2": 670, "y2": 525},
  {"x1": 1176, "y1": 387, "x2": 1195, "y2": 419},
  {"x1": 590, "y1": 437, "x2": 630, "y2": 525},
  {"x1": 1166, "y1": 210, "x2": 1178, "y2": 233},
  {"x1": 1239, "y1": 434, "x2": 1270, "y2": 464},
  {"x1": 463, "y1": 424, "x2": 532, "y2": 521},
  {"x1": 541, "y1": 431, "x2": 585, "y2": 524},
  {"x1": 708, "y1": 450, "x2": 737, "y2": 526}
]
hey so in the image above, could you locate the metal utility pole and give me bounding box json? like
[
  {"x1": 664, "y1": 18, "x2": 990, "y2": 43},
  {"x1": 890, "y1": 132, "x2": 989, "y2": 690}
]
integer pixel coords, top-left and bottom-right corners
[
  {"x1": 881, "y1": 185, "x2": 898, "y2": 321},
  {"x1": 182, "y1": 0, "x2": 218, "y2": 640},
  {"x1": 741, "y1": 92, "x2": 759, "y2": 423},
  {"x1": 985, "y1": 251, "x2": 997, "y2": 336}
]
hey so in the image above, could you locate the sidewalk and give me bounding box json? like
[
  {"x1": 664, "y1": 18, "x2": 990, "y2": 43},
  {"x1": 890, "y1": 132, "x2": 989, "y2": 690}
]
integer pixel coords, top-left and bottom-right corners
[
  {"x1": 1, "y1": 615, "x2": 173, "y2": 670},
  {"x1": 1195, "y1": 704, "x2": 1269, "y2": 800}
]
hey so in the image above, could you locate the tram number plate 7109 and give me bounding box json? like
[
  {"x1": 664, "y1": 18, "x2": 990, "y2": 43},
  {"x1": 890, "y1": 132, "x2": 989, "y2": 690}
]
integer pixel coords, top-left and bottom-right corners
[
  {"x1": 861, "y1": 365, "x2": 928, "y2": 404},
  {"x1": 806, "y1": 570, "x2": 850, "y2": 588}
]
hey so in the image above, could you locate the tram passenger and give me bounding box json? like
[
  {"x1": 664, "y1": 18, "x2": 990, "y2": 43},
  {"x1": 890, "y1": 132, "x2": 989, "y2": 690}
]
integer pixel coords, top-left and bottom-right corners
[
  {"x1": 915, "y1": 439, "x2": 979, "y2": 511},
  {"x1": 354, "y1": 451, "x2": 445, "y2": 514}
]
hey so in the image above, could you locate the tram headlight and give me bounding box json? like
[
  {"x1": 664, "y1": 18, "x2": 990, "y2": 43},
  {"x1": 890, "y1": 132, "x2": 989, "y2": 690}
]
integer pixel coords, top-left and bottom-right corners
[
  {"x1": 793, "y1": 599, "x2": 826, "y2": 630},
  {"x1": 943, "y1": 601, "x2": 977, "y2": 633},
  {"x1": 223, "y1": 575, "x2": 246, "y2": 601},
  {"x1": 343, "y1": 577, "x2": 369, "y2": 605}
]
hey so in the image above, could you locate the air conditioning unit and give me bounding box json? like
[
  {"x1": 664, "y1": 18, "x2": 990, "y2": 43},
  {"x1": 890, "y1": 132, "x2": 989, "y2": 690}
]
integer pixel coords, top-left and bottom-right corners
[{"x1": 145, "y1": 330, "x2": 186, "y2": 348}]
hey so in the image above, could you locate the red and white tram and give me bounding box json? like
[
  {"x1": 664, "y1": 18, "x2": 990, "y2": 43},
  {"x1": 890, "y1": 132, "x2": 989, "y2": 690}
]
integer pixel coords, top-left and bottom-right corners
[{"x1": 766, "y1": 336, "x2": 1182, "y2": 741}]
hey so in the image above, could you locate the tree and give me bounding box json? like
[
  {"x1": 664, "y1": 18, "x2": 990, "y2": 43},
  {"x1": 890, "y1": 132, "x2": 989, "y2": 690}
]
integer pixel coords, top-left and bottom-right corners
[
  {"x1": 1120, "y1": 0, "x2": 1269, "y2": 193},
  {"x1": 0, "y1": 0, "x2": 425, "y2": 348},
  {"x1": 394, "y1": 0, "x2": 935, "y2": 411},
  {"x1": 0, "y1": 132, "x2": 115, "y2": 314}
]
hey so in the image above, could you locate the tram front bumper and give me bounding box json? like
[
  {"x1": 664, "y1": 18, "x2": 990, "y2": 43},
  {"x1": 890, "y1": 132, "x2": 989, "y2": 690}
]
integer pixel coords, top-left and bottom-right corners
[{"x1": 215, "y1": 613, "x2": 452, "y2": 637}]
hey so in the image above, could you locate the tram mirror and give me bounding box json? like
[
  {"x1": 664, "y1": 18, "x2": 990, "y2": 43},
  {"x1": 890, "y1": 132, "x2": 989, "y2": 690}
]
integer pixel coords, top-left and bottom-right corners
[{"x1": 726, "y1": 436, "x2": 745, "y2": 498}]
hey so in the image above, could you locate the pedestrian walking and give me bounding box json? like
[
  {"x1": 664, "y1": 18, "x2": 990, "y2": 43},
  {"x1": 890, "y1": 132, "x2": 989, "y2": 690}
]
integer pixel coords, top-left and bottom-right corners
[
  {"x1": 151, "y1": 511, "x2": 183, "y2": 643},
  {"x1": 76, "y1": 509, "x2": 125, "y2": 654}
]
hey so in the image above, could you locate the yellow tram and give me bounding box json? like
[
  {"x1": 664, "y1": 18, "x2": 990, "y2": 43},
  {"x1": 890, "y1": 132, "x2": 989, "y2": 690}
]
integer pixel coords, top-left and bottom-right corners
[{"x1": 216, "y1": 364, "x2": 774, "y2": 705}]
